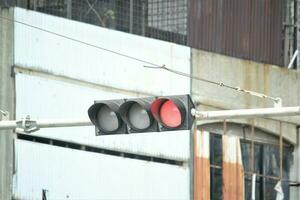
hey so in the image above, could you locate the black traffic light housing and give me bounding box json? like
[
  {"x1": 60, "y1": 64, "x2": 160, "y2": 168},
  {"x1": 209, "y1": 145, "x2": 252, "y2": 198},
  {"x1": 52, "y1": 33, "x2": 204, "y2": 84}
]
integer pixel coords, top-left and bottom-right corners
[{"x1": 87, "y1": 95, "x2": 195, "y2": 136}]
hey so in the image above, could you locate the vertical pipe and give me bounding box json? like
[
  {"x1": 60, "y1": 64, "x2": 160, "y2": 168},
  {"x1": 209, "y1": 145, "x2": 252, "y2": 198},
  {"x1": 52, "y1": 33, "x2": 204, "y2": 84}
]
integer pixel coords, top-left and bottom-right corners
[
  {"x1": 279, "y1": 122, "x2": 283, "y2": 179},
  {"x1": 190, "y1": 123, "x2": 195, "y2": 200},
  {"x1": 250, "y1": 120, "x2": 255, "y2": 199},
  {"x1": 250, "y1": 120, "x2": 255, "y2": 172}
]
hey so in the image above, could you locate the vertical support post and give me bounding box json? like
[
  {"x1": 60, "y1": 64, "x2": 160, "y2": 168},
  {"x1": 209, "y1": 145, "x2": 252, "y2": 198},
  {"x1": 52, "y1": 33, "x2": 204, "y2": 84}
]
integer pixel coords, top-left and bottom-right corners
[
  {"x1": 0, "y1": 7, "x2": 15, "y2": 200},
  {"x1": 250, "y1": 120, "x2": 255, "y2": 173},
  {"x1": 190, "y1": 123, "x2": 195, "y2": 200},
  {"x1": 279, "y1": 122, "x2": 283, "y2": 179},
  {"x1": 129, "y1": 0, "x2": 134, "y2": 33},
  {"x1": 250, "y1": 120, "x2": 255, "y2": 200},
  {"x1": 66, "y1": 0, "x2": 72, "y2": 19}
]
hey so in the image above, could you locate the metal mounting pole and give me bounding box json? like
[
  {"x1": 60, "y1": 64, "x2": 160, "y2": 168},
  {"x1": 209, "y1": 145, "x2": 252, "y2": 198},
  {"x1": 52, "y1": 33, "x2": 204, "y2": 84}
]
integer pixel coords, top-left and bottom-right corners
[
  {"x1": 191, "y1": 106, "x2": 300, "y2": 120},
  {"x1": 0, "y1": 116, "x2": 92, "y2": 133}
]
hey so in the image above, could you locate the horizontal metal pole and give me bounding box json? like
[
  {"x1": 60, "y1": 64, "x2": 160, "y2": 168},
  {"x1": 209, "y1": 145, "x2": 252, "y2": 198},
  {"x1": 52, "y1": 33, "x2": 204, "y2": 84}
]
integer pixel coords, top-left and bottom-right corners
[
  {"x1": 37, "y1": 118, "x2": 92, "y2": 128},
  {"x1": 0, "y1": 118, "x2": 92, "y2": 131},
  {"x1": 192, "y1": 106, "x2": 300, "y2": 120},
  {"x1": 0, "y1": 121, "x2": 16, "y2": 130}
]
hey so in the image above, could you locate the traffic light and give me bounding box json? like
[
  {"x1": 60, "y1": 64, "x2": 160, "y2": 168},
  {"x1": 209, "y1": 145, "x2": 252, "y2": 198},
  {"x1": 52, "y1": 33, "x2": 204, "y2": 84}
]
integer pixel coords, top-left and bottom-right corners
[
  {"x1": 151, "y1": 95, "x2": 194, "y2": 131},
  {"x1": 88, "y1": 99, "x2": 127, "y2": 135},
  {"x1": 88, "y1": 95, "x2": 195, "y2": 136},
  {"x1": 119, "y1": 97, "x2": 158, "y2": 133}
]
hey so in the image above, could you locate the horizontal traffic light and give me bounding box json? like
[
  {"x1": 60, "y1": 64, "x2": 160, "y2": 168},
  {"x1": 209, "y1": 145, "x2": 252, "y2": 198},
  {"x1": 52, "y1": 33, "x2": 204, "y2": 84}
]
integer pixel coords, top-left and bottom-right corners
[{"x1": 88, "y1": 95, "x2": 195, "y2": 135}]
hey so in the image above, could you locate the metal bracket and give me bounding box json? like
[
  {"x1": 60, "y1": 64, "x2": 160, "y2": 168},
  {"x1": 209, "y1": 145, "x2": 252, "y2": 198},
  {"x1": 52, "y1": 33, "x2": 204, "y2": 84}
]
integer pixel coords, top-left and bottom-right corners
[
  {"x1": 0, "y1": 110, "x2": 9, "y2": 121},
  {"x1": 274, "y1": 97, "x2": 283, "y2": 108},
  {"x1": 16, "y1": 115, "x2": 39, "y2": 134}
]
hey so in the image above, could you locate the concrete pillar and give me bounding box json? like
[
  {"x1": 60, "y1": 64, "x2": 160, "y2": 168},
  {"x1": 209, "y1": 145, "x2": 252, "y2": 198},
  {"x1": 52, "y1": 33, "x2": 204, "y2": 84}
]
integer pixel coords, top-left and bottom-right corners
[{"x1": 0, "y1": 7, "x2": 15, "y2": 200}]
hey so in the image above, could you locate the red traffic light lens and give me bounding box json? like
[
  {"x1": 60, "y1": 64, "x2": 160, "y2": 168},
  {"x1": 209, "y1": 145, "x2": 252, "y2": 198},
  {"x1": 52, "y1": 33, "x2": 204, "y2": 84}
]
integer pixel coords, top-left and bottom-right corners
[{"x1": 159, "y1": 100, "x2": 182, "y2": 128}]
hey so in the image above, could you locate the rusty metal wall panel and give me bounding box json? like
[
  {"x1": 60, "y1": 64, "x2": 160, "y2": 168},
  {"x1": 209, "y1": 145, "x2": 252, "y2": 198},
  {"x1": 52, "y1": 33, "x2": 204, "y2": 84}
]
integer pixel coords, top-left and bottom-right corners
[
  {"x1": 193, "y1": 130, "x2": 210, "y2": 200},
  {"x1": 222, "y1": 135, "x2": 245, "y2": 200},
  {"x1": 188, "y1": 0, "x2": 284, "y2": 66}
]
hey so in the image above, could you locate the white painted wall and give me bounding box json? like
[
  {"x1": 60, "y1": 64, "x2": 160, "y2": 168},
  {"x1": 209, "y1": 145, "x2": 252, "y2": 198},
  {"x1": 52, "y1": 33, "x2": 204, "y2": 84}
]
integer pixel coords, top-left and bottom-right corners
[
  {"x1": 13, "y1": 8, "x2": 191, "y2": 199},
  {"x1": 15, "y1": 73, "x2": 190, "y2": 161},
  {"x1": 14, "y1": 8, "x2": 190, "y2": 96},
  {"x1": 13, "y1": 140, "x2": 189, "y2": 200}
]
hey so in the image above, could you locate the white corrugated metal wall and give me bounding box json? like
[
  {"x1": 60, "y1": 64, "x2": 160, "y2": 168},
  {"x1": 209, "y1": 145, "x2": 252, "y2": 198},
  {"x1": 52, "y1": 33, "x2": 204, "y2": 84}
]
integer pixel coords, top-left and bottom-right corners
[{"x1": 13, "y1": 8, "x2": 191, "y2": 199}]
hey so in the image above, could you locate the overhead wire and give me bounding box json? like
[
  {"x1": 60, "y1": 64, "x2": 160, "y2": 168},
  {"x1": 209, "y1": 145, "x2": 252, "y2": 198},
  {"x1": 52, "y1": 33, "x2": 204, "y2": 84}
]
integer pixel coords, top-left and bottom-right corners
[
  {"x1": 0, "y1": 15, "x2": 279, "y2": 103},
  {"x1": 0, "y1": 15, "x2": 161, "y2": 68},
  {"x1": 144, "y1": 65, "x2": 280, "y2": 103}
]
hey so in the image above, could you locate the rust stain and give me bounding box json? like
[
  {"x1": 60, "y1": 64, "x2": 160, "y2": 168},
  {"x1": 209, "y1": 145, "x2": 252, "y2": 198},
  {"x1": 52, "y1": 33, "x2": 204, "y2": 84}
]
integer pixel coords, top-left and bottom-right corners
[
  {"x1": 263, "y1": 64, "x2": 270, "y2": 107},
  {"x1": 243, "y1": 60, "x2": 252, "y2": 108},
  {"x1": 222, "y1": 135, "x2": 244, "y2": 200},
  {"x1": 194, "y1": 130, "x2": 210, "y2": 200}
]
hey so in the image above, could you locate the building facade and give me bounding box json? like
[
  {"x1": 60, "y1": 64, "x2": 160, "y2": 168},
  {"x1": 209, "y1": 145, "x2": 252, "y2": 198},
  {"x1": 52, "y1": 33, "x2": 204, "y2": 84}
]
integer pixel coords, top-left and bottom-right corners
[{"x1": 0, "y1": 1, "x2": 300, "y2": 199}]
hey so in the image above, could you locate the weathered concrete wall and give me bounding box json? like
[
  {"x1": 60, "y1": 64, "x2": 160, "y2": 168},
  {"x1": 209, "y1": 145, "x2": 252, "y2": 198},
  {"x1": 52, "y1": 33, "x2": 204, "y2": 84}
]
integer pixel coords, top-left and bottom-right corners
[
  {"x1": 192, "y1": 48, "x2": 300, "y2": 198},
  {"x1": 192, "y1": 49, "x2": 300, "y2": 138},
  {"x1": 0, "y1": 7, "x2": 14, "y2": 200}
]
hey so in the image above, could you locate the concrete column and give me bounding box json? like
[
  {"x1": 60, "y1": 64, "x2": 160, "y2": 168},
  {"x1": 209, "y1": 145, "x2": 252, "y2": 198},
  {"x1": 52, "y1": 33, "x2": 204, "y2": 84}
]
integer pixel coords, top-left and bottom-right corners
[{"x1": 0, "y1": 7, "x2": 15, "y2": 200}]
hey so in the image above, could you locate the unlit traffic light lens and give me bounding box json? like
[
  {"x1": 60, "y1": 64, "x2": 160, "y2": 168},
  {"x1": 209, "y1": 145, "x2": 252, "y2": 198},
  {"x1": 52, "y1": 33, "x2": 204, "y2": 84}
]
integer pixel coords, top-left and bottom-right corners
[
  {"x1": 97, "y1": 105, "x2": 119, "y2": 132},
  {"x1": 159, "y1": 100, "x2": 182, "y2": 128},
  {"x1": 128, "y1": 103, "x2": 151, "y2": 130}
]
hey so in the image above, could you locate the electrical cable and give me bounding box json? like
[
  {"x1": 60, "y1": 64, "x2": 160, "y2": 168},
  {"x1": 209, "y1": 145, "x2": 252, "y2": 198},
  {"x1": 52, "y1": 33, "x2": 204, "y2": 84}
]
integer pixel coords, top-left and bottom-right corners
[
  {"x1": 0, "y1": 15, "x2": 161, "y2": 68},
  {"x1": 0, "y1": 15, "x2": 279, "y2": 103},
  {"x1": 144, "y1": 65, "x2": 279, "y2": 102}
]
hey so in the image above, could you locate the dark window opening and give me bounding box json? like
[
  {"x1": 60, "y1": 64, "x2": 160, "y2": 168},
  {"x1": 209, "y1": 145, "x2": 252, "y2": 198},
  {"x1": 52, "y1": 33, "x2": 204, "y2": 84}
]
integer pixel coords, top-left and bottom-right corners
[{"x1": 209, "y1": 132, "x2": 294, "y2": 200}]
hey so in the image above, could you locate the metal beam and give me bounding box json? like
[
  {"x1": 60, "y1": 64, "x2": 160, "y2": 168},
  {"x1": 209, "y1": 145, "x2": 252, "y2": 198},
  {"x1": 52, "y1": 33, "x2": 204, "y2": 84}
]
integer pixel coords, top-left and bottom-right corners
[
  {"x1": 192, "y1": 106, "x2": 300, "y2": 120},
  {"x1": 0, "y1": 117, "x2": 92, "y2": 132},
  {"x1": 0, "y1": 107, "x2": 300, "y2": 132}
]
